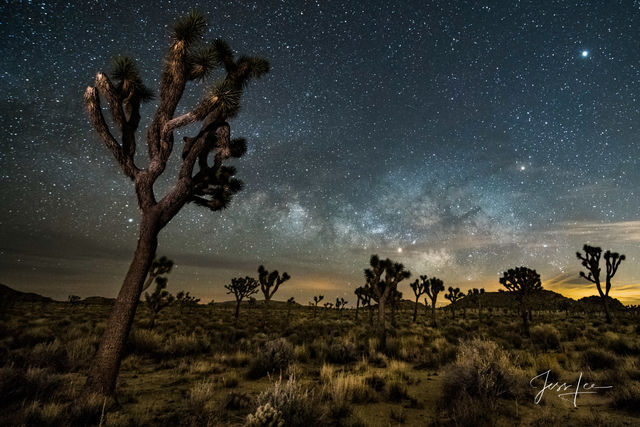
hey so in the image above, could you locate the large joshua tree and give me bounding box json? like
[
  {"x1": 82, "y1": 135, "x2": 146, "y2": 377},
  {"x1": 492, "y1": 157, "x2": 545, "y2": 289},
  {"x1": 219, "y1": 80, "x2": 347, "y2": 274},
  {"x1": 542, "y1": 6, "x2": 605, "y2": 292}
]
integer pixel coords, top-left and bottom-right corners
[
  {"x1": 257, "y1": 265, "x2": 291, "y2": 305},
  {"x1": 83, "y1": 11, "x2": 270, "y2": 395},
  {"x1": 365, "y1": 255, "x2": 411, "y2": 345},
  {"x1": 499, "y1": 267, "x2": 542, "y2": 336},
  {"x1": 409, "y1": 276, "x2": 428, "y2": 323},
  {"x1": 225, "y1": 276, "x2": 259, "y2": 323},
  {"x1": 424, "y1": 277, "x2": 445, "y2": 327},
  {"x1": 576, "y1": 245, "x2": 625, "y2": 324}
]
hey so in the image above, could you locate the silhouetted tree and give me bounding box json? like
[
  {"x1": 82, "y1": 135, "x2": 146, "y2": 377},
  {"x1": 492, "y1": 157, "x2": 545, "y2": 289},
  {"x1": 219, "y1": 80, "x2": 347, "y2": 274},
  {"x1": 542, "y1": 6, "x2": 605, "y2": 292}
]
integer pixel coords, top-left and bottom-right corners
[
  {"x1": 175, "y1": 291, "x2": 200, "y2": 314},
  {"x1": 499, "y1": 267, "x2": 542, "y2": 336},
  {"x1": 311, "y1": 295, "x2": 324, "y2": 319},
  {"x1": 142, "y1": 256, "x2": 174, "y2": 292},
  {"x1": 225, "y1": 276, "x2": 258, "y2": 323},
  {"x1": 286, "y1": 297, "x2": 296, "y2": 320},
  {"x1": 83, "y1": 11, "x2": 270, "y2": 395},
  {"x1": 466, "y1": 288, "x2": 485, "y2": 321},
  {"x1": 365, "y1": 255, "x2": 411, "y2": 347},
  {"x1": 409, "y1": 276, "x2": 428, "y2": 323},
  {"x1": 335, "y1": 297, "x2": 347, "y2": 316},
  {"x1": 576, "y1": 244, "x2": 625, "y2": 324},
  {"x1": 144, "y1": 277, "x2": 174, "y2": 329},
  {"x1": 68, "y1": 295, "x2": 81, "y2": 305},
  {"x1": 424, "y1": 277, "x2": 445, "y2": 327},
  {"x1": 444, "y1": 287, "x2": 464, "y2": 320},
  {"x1": 354, "y1": 286, "x2": 368, "y2": 321},
  {"x1": 258, "y1": 265, "x2": 291, "y2": 305}
]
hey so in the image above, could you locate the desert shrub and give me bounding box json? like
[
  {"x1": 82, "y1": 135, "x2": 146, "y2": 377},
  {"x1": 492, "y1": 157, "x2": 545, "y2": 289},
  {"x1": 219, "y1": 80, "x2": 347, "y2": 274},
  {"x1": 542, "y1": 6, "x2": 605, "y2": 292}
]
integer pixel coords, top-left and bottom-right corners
[
  {"x1": 24, "y1": 401, "x2": 66, "y2": 427},
  {"x1": 365, "y1": 374, "x2": 385, "y2": 392},
  {"x1": 27, "y1": 340, "x2": 70, "y2": 371},
  {"x1": 565, "y1": 324, "x2": 583, "y2": 341},
  {"x1": 442, "y1": 325, "x2": 467, "y2": 343},
  {"x1": 186, "y1": 380, "x2": 217, "y2": 425},
  {"x1": 245, "y1": 403, "x2": 284, "y2": 427},
  {"x1": 164, "y1": 333, "x2": 208, "y2": 356},
  {"x1": 17, "y1": 326, "x2": 55, "y2": 347},
  {"x1": 226, "y1": 391, "x2": 252, "y2": 410},
  {"x1": 387, "y1": 379, "x2": 409, "y2": 402},
  {"x1": 389, "y1": 407, "x2": 406, "y2": 424},
  {"x1": 248, "y1": 338, "x2": 293, "y2": 379},
  {"x1": 582, "y1": 348, "x2": 617, "y2": 370},
  {"x1": 128, "y1": 329, "x2": 164, "y2": 356},
  {"x1": 326, "y1": 339, "x2": 358, "y2": 364},
  {"x1": 610, "y1": 381, "x2": 640, "y2": 413},
  {"x1": 68, "y1": 393, "x2": 106, "y2": 426},
  {"x1": 604, "y1": 333, "x2": 637, "y2": 356},
  {"x1": 530, "y1": 324, "x2": 561, "y2": 350},
  {"x1": 222, "y1": 372, "x2": 240, "y2": 388},
  {"x1": 418, "y1": 337, "x2": 457, "y2": 369},
  {"x1": 442, "y1": 339, "x2": 526, "y2": 425},
  {"x1": 255, "y1": 375, "x2": 325, "y2": 427}
]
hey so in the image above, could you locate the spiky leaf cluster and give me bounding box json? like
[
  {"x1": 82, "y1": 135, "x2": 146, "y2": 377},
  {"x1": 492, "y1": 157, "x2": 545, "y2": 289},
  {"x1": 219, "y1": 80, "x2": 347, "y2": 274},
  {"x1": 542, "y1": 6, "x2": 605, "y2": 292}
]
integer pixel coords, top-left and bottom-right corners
[
  {"x1": 225, "y1": 276, "x2": 259, "y2": 302},
  {"x1": 499, "y1": 267, "x2": 542, "y2": 301},
  {"x1": 258, "y1": 265, "x2": 291, "y2": 301},
  {"x1": 110, "y1": 56, "x2": 154, "y2": 104}
]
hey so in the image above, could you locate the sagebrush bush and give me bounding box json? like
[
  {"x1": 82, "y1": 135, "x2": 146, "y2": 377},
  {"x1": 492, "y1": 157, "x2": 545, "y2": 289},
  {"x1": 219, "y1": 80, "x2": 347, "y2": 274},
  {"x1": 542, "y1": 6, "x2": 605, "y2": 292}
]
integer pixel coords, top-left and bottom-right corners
[
  {"x1": 248, "y1": 338, "x2": 293, "y2": 379},
  {"x1": 442, "y1": 339, "x2": 526, "y2": 424},
  {"x1": 530, "y1": 324, "x2": 561, "y2": 350},
  {"x1": 254, "y1": 375, "x2": 325, "y2": 427}
]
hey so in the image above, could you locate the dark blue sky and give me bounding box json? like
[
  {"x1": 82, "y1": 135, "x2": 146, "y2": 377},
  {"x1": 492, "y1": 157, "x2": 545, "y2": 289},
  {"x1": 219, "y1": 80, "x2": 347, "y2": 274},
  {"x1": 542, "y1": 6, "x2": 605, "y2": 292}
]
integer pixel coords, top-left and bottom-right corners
[{"x1": 1, "y1": 1, "x2": 639, "y2": 304}]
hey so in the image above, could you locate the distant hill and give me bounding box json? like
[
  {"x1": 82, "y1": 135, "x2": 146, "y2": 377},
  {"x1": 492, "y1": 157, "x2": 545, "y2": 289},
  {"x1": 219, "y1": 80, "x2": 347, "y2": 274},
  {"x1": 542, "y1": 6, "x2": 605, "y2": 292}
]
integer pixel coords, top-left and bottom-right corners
[
  {"x1": 82, "y1": 296, "x2": 116, "y2": 305},
  {"x1": 0, "y1": 283, "x2": 53, "y2": 303},
  {"x1": 576, "y1": 295, "x2": 626, "y2": 312}
]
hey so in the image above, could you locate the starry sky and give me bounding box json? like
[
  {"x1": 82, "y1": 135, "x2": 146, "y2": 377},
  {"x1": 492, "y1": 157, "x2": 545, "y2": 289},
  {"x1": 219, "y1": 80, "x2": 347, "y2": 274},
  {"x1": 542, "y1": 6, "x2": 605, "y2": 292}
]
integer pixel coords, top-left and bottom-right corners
[{"x1": 1, "y1": 0, "x2": 640, "y2": 305}]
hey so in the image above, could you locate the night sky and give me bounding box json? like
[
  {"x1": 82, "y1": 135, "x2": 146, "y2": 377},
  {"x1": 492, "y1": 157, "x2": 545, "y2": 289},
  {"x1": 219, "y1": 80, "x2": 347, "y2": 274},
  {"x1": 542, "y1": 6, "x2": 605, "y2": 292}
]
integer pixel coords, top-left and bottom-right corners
[{"x1": 1, "y1": 1, "x2": 639, "y2": 305}]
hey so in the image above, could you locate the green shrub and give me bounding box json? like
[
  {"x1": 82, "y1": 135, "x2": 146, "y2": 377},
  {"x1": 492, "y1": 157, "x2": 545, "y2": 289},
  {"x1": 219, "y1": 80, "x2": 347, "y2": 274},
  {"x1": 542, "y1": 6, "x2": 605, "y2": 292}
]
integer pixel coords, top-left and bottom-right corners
[
  {"x1": 530, "y1": 324, "x2": 561, "y2": 350},
  {"x1": 442, "y1": 339, "x2": 526, "y2": 424},
  {"x1": 248, "y1": 338, "x2": 293, "y2": 379}
]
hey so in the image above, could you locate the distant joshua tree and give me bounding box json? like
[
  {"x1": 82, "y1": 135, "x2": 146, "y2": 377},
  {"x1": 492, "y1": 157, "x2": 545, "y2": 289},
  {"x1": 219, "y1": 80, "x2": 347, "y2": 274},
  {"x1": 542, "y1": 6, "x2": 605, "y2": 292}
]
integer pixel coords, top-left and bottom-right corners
[
  {"x1": 354, "y1": 286, "x2": 370, "y2": 321},
  {"x1": 175, "y1": 291, "x2": 200, "y2": 314},
  {"x1": 258, "y1": 265, "x2": 291, "y2": 306},
  {"x1": 576, "y1": 244, "x2": 625, "y2": 324},
  {"x1": 286, "y1": 297, "x2": 296, "y2": 319},
  {"x1": 311, "y1": 295, "x2": 324, "y2": 319},
  {"x1": 144, "y1": 277, "x2": 174, "y2": 329},
  {"x1": 68, "y1": 295, "x2": 82, "y2": 305},
  {"x1": 142, "y1": 256, "x2": 174, "y2": 292},
  {"x1": 424, "y1": 277, "x2": 445, "y2": 327},
  {"x1": 466, "y1": 288, "x2": 485, "y2": 321},
  {"x1": 499, "y1": 267, "x2": 542, "y2": 336},
  {"x1": 364, "y1": 255, "x2": 411, "y2": 346},
  {"x1": 83, "y1": 10, "x2": 271, "y2": 395},
  {"x1": 224, "y1": 276, "x2": 259, "y2": 322},
  {"x1": 335, "y1": 297, "x2": 347, "y2": 316},
  {"x1": 409, "y1": 276, "x2": 428, "y2": 323},
  {"x1": 444, "y1": 287, "x2": 464, "y2": 320}
]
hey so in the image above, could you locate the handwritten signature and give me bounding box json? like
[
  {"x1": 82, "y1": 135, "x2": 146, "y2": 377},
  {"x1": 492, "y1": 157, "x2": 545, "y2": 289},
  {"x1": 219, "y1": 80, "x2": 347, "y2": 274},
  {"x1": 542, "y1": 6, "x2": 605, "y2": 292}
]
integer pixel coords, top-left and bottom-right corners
[{"x1": 530, "y1": 370, "x2": 612, "y2": 407}]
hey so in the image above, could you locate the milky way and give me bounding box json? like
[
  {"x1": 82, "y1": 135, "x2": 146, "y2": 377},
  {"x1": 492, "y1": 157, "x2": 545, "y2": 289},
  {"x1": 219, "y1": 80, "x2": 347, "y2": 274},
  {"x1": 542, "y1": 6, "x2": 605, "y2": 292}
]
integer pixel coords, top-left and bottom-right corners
[{"x1": 1, "y1": 1, "x2": 639, "y2": 304}]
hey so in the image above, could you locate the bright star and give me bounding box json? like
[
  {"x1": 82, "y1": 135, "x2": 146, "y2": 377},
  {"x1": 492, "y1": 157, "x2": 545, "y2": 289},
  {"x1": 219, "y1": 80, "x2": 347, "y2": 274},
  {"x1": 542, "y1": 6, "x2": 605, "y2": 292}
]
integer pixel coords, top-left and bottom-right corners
[
  {"x1": 520, "y1": 165, "x2": 526, "y2": 171},
  {"x1": 581, "y1": 50, "x2": 589, "y2": 57},
  {"x1": 397, "y1": 247, "x2": 403, "y2": 253}
]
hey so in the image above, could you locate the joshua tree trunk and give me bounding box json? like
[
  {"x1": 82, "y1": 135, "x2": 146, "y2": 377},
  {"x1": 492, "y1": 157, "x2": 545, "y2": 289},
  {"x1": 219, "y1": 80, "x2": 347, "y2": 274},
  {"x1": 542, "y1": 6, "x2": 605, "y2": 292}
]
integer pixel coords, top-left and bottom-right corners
[
  {"x1": 521, "y1": 302, "x2": 530, "y2": 336},
  {"x1": 85, "y1": 216, "x2": 159, "y2": 395},
  {"x1": 431, "y1": 303, "x2": 437, "y2": 327},
  {"x1": 602, "y1": 298, "x2": 611, "y2": 323},
  {"x1": 148, "y1": 313, "x2": 157, "y2": 330},
  {"x1": 412, "y1": 296, "x2": 419, "y2": 323},
  {"x1": 355, "y1": 299, "x2": 360, "y2": 321},
  {"x1": 234, "y1": 300, "x2": 241, "y2": 320}
]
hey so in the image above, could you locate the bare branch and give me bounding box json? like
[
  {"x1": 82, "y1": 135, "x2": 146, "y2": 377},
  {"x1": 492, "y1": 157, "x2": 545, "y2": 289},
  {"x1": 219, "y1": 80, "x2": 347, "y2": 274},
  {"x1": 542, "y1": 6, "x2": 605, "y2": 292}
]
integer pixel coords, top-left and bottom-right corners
[{"x1": 83, "y1": 86, "x2": 138, "y2": 180}]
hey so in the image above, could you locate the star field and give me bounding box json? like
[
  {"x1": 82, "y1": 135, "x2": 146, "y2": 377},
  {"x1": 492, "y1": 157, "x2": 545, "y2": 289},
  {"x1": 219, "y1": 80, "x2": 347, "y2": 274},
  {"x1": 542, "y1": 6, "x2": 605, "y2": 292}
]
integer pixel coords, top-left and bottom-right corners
[{"x1": 1, "y1": 1, "x2": 640, "y2": 304}]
